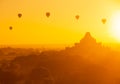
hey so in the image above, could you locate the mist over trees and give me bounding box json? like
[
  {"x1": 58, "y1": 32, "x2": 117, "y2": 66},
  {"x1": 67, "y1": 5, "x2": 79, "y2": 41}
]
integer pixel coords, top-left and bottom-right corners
[{"x1": 0, "y1": 32, "x2": 120, "y2": 84}]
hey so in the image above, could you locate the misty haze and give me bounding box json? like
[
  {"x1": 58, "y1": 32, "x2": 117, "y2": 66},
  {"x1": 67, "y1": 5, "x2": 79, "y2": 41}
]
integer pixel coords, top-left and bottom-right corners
[
  {"x1": 1, "y1": 0, "x2": 120, "y2": 84},
  {"x1": 0, "y1": 32, "x2": 120, "y2": 84}
]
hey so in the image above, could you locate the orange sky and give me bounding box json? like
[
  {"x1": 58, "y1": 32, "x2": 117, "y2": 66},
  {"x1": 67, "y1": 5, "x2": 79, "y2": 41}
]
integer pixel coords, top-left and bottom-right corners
[{"x1": 0, "y1": 0, "x2": 120, "y2": 46}]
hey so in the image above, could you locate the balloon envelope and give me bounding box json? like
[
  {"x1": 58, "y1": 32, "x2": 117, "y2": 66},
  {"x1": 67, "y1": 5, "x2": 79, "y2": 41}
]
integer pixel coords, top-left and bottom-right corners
[
  {"x1": 75, "y1": 15, "x2": 79, "y2": 20},
  {"x1": 102, "y1": 18, "x2": 106, "y2": 24},
  {"x1": 9, "y1": 26, "x2": 13, "y2": 30},
  {"x1": 18, "y1": 13, "x2": 22, "y2": 18},
  {"x1": 46, "y1": 12, "x2": 50, "y2": 18}
]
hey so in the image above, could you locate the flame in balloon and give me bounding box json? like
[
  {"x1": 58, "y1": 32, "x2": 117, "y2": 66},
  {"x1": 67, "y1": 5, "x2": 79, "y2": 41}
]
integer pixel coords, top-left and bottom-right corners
[
  {"x1": 75, "y1": 15, "x2": 80, "y2": 20},
  {"x1": 46, "y1": 12, "x2": 50, "y2": 18},
  {"x1": 18, "y1": 13, "x2": 22, "y2": 18},
  {"x1": 101, "y1": 18, "x2": 106, "y2": 24}
]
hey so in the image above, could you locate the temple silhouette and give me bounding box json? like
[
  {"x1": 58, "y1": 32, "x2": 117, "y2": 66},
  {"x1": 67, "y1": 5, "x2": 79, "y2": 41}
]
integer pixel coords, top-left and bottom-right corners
[{"x1": 65, "y1": 32, "x2": 110, "y2": 60}]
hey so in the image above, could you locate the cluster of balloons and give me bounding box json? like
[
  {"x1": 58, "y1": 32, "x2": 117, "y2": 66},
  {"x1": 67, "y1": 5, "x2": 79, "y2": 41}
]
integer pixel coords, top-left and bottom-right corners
[
  {"x1": 9, "y1": 13, "x2": 22, "y2": 30},
  {"x1": 74, "y1": 15, "x2": 107, "y2": 24},
  {"x1": 9, "y1": 12, "x2": 107, "y2": 30}
]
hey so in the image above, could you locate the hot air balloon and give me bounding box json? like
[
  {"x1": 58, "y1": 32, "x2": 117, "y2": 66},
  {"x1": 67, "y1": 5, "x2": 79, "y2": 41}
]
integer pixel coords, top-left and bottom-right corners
[
  {"x1": 101, "y1": 18, "x2": 106, "y2": 24},
  {"x1": 9, "y1": 26, "x2": 13, "y2": 30},
  {"x1": 18, "y1": 13, "x2": 22, "y2": 18},
  {"x1": 46, "y1": 12, "x2": 50, "y2": 18},
  {"x1": 75, "y1": 15, "x2": 79, "y2": 20}
]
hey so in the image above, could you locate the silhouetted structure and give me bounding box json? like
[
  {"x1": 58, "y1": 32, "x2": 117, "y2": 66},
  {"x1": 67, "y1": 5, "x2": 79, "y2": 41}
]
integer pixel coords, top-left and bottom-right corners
[{"x1": 65, "y1": 32, "x2": 110, "y2": 61}]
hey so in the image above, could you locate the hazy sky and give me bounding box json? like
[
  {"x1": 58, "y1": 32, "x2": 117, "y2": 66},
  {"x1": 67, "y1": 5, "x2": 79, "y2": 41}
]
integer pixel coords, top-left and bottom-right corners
[{"x1": 0, "y1": 0, "x2": 120, "y2": 45}]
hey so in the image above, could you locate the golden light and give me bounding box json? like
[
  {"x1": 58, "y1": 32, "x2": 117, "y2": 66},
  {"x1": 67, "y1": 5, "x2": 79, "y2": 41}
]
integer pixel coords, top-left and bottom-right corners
[{"x1": 110, "y1": 11, "x2": 120, "y2": 42}]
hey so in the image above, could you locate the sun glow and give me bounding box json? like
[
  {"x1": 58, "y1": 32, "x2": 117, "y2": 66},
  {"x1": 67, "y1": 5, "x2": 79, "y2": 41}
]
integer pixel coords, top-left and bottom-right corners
[{"x1": 110, "y1": 11, "x2": 120, "y2": 41}]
